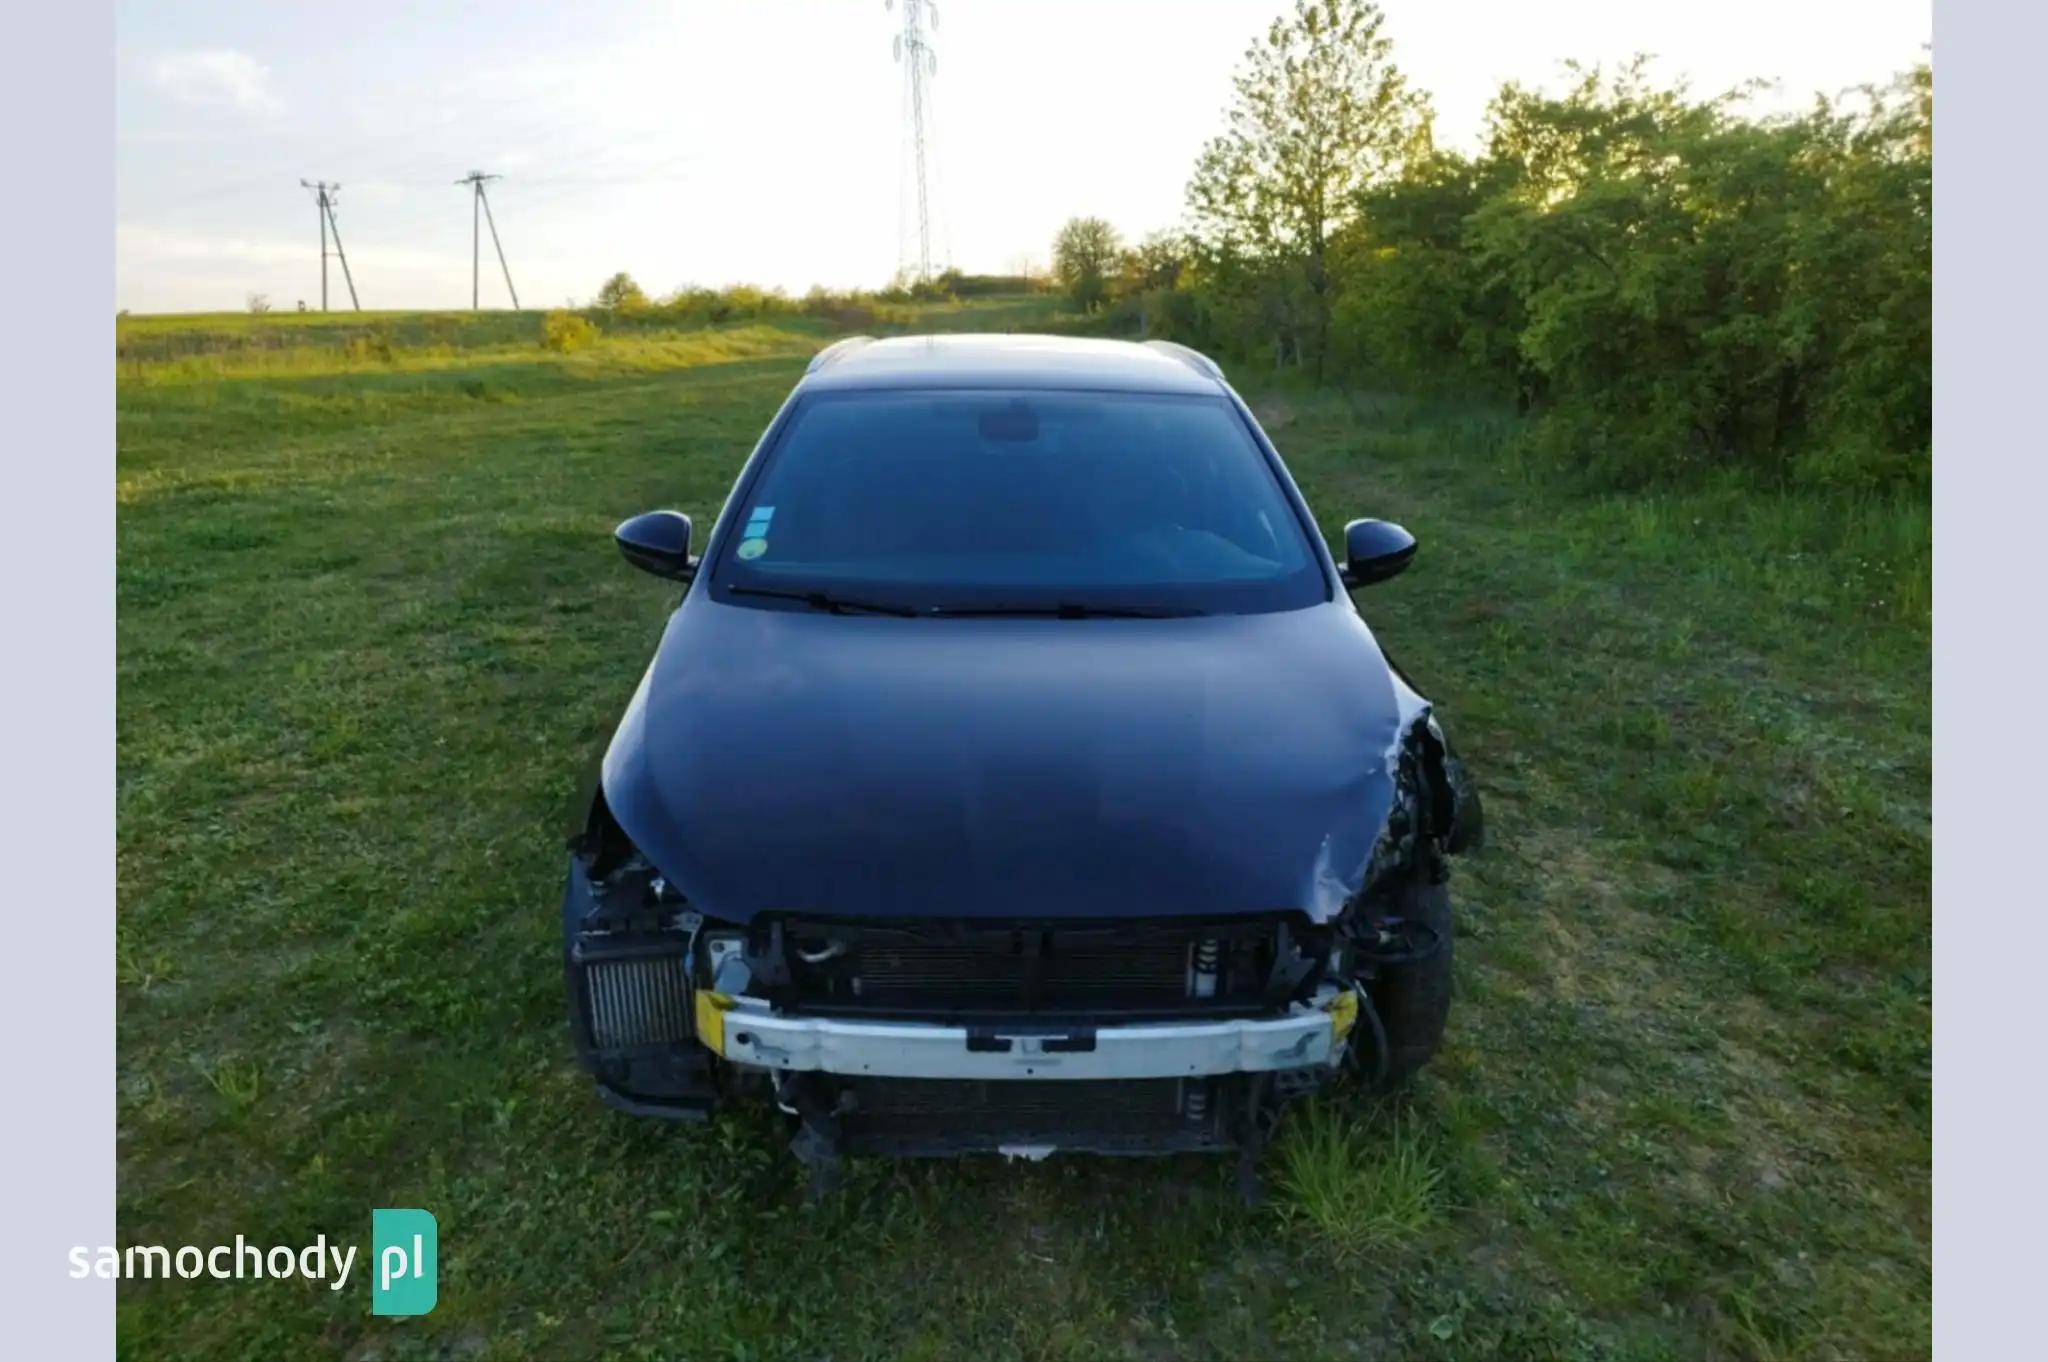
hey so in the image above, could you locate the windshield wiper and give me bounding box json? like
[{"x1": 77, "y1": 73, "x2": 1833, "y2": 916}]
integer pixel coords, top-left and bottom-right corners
[
  {"x1": 726, "y1": 585, "x2": 919, "y2": 617},
  {"x1": 926, "y1": 601, "x2": 1207, "y2": 619}
]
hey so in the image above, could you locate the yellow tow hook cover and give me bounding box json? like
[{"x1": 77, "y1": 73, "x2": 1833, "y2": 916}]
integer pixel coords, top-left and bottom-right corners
[
  {"x1": 1328, "y1": 988, "x2": 1359, "y2": 1043},
  {"x1": 694, "y1": 990, "x2": 732, "y2": 1055}
]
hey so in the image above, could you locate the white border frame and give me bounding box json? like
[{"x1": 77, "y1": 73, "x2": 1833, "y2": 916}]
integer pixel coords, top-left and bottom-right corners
[{"x1": 0, "y1": 1, "x2": 117, "y2": 1356}]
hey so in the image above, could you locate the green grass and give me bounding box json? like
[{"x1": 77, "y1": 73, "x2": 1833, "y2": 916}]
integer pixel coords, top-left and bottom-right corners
[
  {"x1": 1274, "y1": 1105, "x2": 1445, "y2": 1262},
  {"x1": 117, "y1": 302, "x2": 1929, "y2": 1359}
]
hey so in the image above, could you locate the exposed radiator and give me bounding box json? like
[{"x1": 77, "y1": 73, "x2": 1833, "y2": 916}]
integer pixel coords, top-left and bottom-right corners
[
  {"x1": 776, "y1": 917, "x2": 1277, "y2": 1016},
  {"x1": 853, "y1": 938, "x2": 1195, "y2": 1007}
]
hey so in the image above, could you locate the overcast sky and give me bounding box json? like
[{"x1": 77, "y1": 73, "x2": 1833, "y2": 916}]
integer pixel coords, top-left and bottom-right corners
[{"x1": 115, "y1": 0, "x2": 1931, "y2": 315}]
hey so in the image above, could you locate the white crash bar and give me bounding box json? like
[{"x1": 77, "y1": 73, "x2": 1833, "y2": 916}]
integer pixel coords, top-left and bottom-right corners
[{"x1": 712, "y1": 1001, "x2": 1337, "y2": 1081}]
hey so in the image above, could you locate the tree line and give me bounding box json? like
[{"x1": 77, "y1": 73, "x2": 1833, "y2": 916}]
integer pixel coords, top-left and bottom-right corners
[{"x1": 1051, "y1": 0, "x2": 1930, "y2": 491}]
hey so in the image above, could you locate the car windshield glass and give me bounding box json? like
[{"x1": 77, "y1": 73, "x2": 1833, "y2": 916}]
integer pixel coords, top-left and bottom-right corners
[{"x1": 712, "y1": 389, "x2": 1326, "y2": 615}]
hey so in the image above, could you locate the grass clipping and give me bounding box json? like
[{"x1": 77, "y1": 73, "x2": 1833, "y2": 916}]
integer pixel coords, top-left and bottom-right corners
[{"x1": 1274, "y1": 1103, "x2": 1445, "y2": 1260}]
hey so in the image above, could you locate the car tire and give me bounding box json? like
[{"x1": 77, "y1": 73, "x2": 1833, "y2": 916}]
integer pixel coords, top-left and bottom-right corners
[{"x1": 1366, "y1": 874, "x2": 1454, "y2": 1092}]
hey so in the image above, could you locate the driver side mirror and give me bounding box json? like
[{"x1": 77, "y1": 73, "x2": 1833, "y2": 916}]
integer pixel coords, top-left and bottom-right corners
[
  {"x1": 614, "y1": 510, "x2": 695, "y2": 580},
  {"x1": 1340, "y1": 518, "x2": 1416, "y2": 588}
]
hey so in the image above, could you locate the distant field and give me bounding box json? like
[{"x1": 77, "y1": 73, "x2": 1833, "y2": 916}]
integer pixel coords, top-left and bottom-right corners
[
  {"x1": 116, "y1": 301, "x2": 1929, "y2": 1359},
  {"x1": 113, "y1": 293, "x2": 1061, "y2": 369}
]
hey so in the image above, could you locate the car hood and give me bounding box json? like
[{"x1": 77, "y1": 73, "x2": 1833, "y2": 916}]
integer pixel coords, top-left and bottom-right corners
[{"x1": 601, "y1": 595, "x2": 1426, "y2": 924}]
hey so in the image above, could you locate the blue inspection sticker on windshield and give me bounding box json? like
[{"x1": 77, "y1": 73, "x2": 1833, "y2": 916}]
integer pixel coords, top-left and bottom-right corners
[{"x1": 736, "y1": 537, "x2": 768, "y2": 561}]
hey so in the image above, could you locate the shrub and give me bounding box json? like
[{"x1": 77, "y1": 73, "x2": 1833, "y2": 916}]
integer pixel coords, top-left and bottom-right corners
[
  {"x1": 344, "y1": 328, "x2": 395, "y2": 363},
  {"x1": 720, "y1": 284, "x2": 790, "y2": 318},
  {"x1": 943, "y1": 272, "x2": 1050, "y2": 297},
  {"x1": 800, "y1": 286, "x2": 878, "y2": 330},
  {"x1": 540, "y1": 310, "x2": 597, "y2": 353},
  {"x1": 1133, "y1": 50, "x2": 1930, "y2": 491}
]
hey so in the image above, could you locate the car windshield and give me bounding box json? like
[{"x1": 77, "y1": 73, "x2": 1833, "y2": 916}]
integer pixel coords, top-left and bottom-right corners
[{"x1": 711, "y1": 389, "x2": 1326, "y2": 615}]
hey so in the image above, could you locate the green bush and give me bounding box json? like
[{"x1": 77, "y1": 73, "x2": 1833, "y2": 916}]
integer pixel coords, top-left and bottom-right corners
[
  {"x1": 1465, "y1": 64, "x2": 1928, "y2": 489},
  {"x1": 540, "y1": 310, "x2": 597, "y2": 353},
  {"x1": 799, "y1": 286, "x2": 879, "y2": 330},
  {"x1": 942, "y1": 272, "x2": 1050, "y2": 297},
  {"x1": 343, "y1": 328, "x2": 396, "y2": 364},
  {"x1": 1142, "y1": 49, "x2": 1930, "y2": 492}
]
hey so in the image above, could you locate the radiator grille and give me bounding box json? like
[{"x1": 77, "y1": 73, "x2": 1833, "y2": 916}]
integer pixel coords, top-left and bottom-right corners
[{"x1": 585, "y1": 955, "x2": 694, "y2": 1049}]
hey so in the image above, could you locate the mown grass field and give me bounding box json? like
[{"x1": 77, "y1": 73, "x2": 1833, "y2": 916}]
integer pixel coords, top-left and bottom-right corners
[{"x1": 117, "y1": 298, "x2": 1929, "y2": 1360}]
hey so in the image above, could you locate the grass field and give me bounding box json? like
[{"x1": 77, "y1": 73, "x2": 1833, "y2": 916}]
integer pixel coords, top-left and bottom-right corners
[{"x1": 117, "y1": 299, "x2": 1929, "y2": 1359}]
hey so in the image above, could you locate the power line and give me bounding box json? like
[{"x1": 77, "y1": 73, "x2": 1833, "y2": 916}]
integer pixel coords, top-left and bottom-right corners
[
  {"x1": 455, "y1": 170, "x2": 519, "y2": 310},
  {"x1": 299, "y1": 180, "x2": 360, "y2": 310},
  {"x1": 890, "y1": 0, "x2": 940, "y2": 281}
]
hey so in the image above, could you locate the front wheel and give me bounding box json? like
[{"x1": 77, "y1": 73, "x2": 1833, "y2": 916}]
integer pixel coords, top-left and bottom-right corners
[{"x1": 1364, "y1": 875, "x2": 1454, "y2": 1092}]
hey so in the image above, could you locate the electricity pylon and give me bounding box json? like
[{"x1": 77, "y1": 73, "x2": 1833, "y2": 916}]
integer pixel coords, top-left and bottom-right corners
[
  {"x1": 299, "y1": 179, "x2": 360, "y2": 311},
  {"x1": 456, "y1": 171, "x2": 520, "y2": 309},
  {"x1": 889, "y1": 0, "x2": 939, "y2": 281}
]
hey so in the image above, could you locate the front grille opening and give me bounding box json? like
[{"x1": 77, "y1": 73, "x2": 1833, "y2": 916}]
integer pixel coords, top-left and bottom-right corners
[{"x1": 770, "y1": 917, "x2": 1300, "y2": 1018}]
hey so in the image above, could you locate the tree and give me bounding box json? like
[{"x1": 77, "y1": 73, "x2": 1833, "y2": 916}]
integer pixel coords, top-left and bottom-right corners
[
  {"x1": 594, "y1": 271, "x2": 649, "y2": 312},
  {"x1": 1117, "y1": 231, "x2": 1191, "y2": 296},
  {"x1": 246, "y1": 292, "x2": 272, "y2": 314},
  {"x1": 1051, "y1": 216, "x2": 1123, "y2": 312},
  {"x1": 1186, "y1": 0, "x2": 1431, "y2": 377},
  {"x1": 1106, "y1": 231, "x2": 1197, "y2": 338}
]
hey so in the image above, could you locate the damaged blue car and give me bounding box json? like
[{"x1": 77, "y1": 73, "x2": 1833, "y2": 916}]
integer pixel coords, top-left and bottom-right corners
[{"x1": 562, "y1": 334, "x2": 1482, "y2": 1191}]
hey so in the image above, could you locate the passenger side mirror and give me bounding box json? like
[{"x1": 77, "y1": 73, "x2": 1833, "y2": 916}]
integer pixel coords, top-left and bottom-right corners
[
  {"x1": 614, "y1": 510, "x2": 695, "y2": 580},
  {"x1": 1340, "y1": 518, "x2": 1417, "y2": 588}
]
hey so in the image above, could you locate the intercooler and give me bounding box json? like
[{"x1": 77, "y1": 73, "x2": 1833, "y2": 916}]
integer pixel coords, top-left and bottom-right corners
[
  {"x1": 582, "y1": 951, "x2": 694, "y2": 1050},
  {"x1": 567, "y1": 933, "x2": 717, "y2": 1120}
]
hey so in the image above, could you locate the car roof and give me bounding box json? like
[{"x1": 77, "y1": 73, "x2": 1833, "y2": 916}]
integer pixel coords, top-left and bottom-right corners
[{"x1": 797, "y1": 333, "x2": 1227, "y2": 396}]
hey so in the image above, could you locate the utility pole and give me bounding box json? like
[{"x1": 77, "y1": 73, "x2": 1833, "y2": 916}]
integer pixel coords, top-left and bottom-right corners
[
  {"x1": 299, "y1": 180, "x2": 360, "y2": 311},
  {"x1": 456, "y1": 171, "x2": 519, "y2": 309},
  {"x1": 889, "y1": 0, "x2": 939, "y2": 281}
]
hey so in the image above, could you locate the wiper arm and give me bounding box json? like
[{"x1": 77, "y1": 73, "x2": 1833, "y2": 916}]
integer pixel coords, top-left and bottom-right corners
[
  {"x1": 726, "y1": 585, "x2": 919, "y2": 617},
  {"x1": 926, "y1": 601, "x2": 1207, "y2": 619}
]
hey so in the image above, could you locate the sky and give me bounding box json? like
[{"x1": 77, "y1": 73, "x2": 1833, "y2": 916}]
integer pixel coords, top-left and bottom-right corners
[{"x1": 115, "y1": 0, "x2": 1931, "y2": 315}]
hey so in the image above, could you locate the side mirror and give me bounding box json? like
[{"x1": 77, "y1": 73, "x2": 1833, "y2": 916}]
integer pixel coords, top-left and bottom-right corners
[
  {"x1": 1340, "y1": 518, "x2": 1417, "y2": 588},
  {"x1": 614, "y1": 510, "x2": 695, "y2": 580}
]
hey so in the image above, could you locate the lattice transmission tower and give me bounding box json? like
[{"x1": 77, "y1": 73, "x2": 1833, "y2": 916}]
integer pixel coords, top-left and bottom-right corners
[{"x1": 890, "y1": 0, "x2": 941, "y2": 281}]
